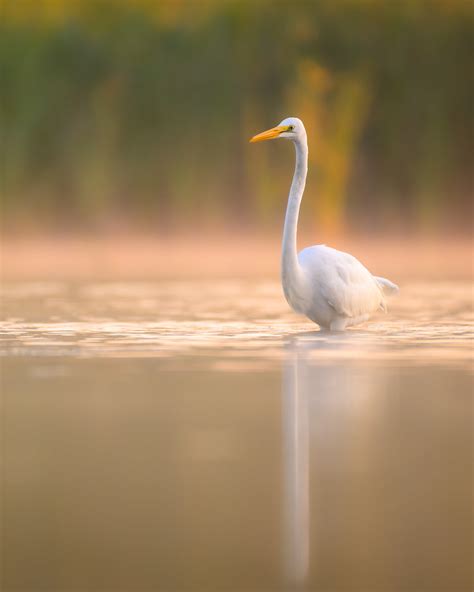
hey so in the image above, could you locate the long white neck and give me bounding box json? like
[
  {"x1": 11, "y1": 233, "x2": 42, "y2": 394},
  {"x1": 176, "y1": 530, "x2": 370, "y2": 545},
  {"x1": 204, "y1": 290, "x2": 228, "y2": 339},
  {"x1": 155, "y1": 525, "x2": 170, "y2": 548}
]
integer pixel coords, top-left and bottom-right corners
[{"x1": 281, "y1": 136, "x2": 308, "y2": 303}]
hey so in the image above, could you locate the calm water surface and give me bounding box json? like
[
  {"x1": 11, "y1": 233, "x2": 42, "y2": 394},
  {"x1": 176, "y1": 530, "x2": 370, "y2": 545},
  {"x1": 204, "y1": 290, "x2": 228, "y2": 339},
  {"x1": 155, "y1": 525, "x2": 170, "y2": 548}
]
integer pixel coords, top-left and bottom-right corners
[{"x1": 1, "y1": 279, "x2": 473, "y2": 591}]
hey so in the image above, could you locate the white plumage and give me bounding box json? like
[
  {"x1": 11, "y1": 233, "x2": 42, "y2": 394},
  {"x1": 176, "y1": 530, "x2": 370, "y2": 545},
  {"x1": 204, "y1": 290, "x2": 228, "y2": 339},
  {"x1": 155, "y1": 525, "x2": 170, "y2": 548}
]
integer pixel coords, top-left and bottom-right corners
[{"x1": 250, "y1": 117, "x2": 398, "y2": 331}]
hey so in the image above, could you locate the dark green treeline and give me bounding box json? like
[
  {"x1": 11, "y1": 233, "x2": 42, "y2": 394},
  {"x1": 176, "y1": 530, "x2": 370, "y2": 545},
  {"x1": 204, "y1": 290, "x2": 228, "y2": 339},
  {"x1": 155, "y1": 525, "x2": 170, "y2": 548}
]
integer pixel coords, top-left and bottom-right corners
[{"x1": 1, "y1": 0, "x2": 472, "y2": 234}]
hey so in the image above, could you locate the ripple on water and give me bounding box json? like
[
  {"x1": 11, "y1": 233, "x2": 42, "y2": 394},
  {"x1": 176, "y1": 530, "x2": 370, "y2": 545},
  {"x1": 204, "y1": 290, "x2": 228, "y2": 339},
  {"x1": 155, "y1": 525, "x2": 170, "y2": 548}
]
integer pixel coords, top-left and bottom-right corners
[{"x1": 1, "y1": 280, "x2": 472, "y2": 367}]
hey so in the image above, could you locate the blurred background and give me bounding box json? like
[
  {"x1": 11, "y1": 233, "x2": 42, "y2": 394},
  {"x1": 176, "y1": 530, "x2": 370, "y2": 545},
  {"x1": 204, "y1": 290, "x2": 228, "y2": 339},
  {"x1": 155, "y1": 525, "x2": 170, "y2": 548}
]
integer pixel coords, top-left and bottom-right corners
[
  {"x1": 1, "y1": 0, "x2": 472, "y2": 242},
  {"x1": 2, "y1": 5, "x2": 473, "y2": 590}
]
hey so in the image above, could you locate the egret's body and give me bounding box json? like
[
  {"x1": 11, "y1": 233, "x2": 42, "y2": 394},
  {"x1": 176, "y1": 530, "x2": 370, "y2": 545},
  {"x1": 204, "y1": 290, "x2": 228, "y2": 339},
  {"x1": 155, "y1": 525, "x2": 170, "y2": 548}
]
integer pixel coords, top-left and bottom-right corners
[{"x1": 250, "y1": 117, "x2": 398, "y2": 331}]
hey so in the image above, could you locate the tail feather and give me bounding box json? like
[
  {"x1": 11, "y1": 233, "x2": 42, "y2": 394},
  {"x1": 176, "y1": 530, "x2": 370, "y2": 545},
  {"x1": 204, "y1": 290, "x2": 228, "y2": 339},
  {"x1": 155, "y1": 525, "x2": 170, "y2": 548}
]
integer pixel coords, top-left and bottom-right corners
[{"x1": 375, "y1": 276, "x2": 399, "y2": 296}]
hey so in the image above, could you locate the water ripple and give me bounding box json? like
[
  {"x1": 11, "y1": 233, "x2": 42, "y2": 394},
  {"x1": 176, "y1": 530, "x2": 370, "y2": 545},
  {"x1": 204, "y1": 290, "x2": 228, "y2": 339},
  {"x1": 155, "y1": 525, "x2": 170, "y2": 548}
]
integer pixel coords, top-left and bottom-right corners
[{"x1": 1, "y1": 280, "x2": 472, "y2": 367}]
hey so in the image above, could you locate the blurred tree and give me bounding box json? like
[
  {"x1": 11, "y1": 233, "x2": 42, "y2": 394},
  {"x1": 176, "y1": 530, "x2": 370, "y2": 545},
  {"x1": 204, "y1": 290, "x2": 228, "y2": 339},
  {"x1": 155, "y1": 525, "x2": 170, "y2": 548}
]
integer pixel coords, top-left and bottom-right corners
[{"x1": 0, "y1": 0, "x2": 472, "y2": 234}]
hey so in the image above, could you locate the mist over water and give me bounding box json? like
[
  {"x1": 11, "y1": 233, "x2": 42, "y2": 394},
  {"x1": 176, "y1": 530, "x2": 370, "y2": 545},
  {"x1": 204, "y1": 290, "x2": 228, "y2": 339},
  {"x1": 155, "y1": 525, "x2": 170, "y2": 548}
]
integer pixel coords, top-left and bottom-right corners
[{"x1": 2, "y1": 277, "x2": 472, "y2": 591}]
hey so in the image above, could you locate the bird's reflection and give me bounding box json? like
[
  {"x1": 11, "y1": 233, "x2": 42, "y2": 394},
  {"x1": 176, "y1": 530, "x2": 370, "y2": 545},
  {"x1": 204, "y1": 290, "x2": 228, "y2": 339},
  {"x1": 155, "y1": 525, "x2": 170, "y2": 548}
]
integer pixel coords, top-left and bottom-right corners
[
  {"x1": 281, "y1": 330, "x2": 373, "y2": 587},
  {"x1": 282, "y1": 332, "x2": 334, "y2": 586},
  {"x1": 281, "y1": 330, "x2": 471, "y2": 591},
  {"x1": 282, "y1": 335, "x2": 310, "y2": 586}
]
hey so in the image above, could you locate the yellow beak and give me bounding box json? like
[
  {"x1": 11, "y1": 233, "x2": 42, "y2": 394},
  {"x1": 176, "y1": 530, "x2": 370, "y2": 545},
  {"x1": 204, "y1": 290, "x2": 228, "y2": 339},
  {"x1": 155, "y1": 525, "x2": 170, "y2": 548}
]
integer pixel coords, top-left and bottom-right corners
[{"x1": 249, "y1": 125, "x2": 288, "y2": 143}]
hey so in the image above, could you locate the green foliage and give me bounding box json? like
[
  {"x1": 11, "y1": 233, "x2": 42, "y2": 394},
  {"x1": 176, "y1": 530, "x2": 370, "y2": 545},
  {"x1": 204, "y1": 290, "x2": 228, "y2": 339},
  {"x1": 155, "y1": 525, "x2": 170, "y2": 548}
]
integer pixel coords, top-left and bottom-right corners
[{"x1": 1, "y1": 0, "x2": 472, "y2": 233}]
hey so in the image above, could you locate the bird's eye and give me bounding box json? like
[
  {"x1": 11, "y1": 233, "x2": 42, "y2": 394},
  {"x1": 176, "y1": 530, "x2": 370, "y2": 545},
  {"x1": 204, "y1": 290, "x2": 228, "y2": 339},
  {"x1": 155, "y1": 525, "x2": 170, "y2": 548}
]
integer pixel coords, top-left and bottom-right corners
[{"x1": 288, "y1": 125, "x2": 295, "y2": 131}]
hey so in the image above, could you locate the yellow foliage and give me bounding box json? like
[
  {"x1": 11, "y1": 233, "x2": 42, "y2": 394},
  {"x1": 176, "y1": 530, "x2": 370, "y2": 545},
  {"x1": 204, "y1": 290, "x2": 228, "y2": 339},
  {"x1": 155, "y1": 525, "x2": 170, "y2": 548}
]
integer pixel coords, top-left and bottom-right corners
[{"x1": 289, "y1": 60, "x2": 370, "y2": 235}]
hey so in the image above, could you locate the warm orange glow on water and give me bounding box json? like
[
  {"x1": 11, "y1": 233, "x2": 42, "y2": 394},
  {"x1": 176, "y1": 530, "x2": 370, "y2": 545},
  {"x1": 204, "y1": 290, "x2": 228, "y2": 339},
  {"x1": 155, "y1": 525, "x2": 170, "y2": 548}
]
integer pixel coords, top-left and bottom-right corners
[
  {"x1": 2, "y1": 274, "x2": 473, "y2": 590},
  {"x1": 2, "y1": 244, "x2": 473, "y2": 590},
  {"x1": 2, "y1": 235, "x2": 472, "y2": 280}
]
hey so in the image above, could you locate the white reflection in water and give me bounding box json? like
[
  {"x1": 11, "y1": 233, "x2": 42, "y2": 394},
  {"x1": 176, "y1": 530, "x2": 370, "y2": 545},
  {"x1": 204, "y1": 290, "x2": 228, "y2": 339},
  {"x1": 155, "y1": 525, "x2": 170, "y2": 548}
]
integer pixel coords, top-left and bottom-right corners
[
  {"x1": 282, "y1": 340, "x2": 310, "y2": 585},
  {"x1": 281, "y1": 334, "x2": 378, "y2": 587},
  {"x1": 281, "y1": 329, "x2": 472, "y2": 590}
]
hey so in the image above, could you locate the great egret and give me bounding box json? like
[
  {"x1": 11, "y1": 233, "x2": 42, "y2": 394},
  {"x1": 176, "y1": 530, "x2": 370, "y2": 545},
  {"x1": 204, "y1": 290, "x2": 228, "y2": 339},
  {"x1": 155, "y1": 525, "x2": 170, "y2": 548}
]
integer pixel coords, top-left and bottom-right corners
[{"x1": 250, "y1": 117, "x2": 398, "y2": 331}]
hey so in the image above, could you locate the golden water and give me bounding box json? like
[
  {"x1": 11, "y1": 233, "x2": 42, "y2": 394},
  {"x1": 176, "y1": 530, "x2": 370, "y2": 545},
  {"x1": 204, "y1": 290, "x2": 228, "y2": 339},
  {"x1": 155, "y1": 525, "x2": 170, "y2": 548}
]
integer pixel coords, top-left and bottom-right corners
[{"x1": 2, "y1": 279, "x2": 473, "y2": 591}]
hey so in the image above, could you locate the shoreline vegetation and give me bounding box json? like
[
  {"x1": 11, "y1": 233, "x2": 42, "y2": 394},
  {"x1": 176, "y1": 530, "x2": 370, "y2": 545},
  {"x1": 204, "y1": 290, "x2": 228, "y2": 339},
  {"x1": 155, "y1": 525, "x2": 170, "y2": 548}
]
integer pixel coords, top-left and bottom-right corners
[{"x1": 1, "y1": 0, "x2": 473, "y2": 236}]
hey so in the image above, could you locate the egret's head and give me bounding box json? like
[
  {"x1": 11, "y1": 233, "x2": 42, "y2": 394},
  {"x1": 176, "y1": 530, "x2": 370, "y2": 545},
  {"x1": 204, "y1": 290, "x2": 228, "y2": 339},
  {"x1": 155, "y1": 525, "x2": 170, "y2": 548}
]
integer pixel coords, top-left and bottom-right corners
[{"x1": 249, "y1": 117, "x2": 306, "y2": 144}]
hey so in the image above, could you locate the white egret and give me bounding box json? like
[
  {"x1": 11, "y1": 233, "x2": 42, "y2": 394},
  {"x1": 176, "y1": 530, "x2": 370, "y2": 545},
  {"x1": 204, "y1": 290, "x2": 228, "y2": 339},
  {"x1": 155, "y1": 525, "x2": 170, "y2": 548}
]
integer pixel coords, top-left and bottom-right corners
[{"x1": 250, "y1": 117, "x2": 398, "y2": 331}]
